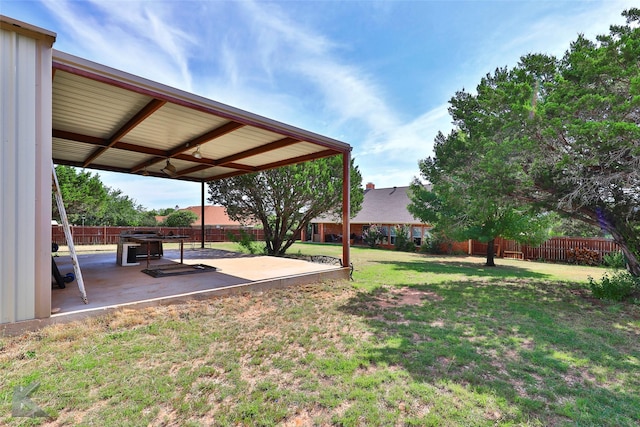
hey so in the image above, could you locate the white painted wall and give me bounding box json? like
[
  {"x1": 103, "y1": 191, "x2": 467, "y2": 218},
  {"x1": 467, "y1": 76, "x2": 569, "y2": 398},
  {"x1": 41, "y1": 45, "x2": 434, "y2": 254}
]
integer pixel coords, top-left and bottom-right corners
[{"x1": 0, "y1": 17, "x2": 55, "y2": 324}]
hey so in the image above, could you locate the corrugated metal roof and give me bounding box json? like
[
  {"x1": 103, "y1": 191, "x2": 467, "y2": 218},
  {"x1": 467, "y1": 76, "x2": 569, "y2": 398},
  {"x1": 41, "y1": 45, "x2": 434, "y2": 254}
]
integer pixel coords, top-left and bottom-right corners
[{"x1": 51, "y1": 50, "x2": 351, "y2": 183}]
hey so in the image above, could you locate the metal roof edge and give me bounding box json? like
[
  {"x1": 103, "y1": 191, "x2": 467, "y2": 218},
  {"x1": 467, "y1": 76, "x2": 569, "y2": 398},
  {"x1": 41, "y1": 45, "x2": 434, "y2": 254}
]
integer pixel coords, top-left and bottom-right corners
[
  {"x1": 52, "y1": 50, "x2": 351, "y2": 153},
  {"x1": 1, "y1": 15, "x2": 56, "y2": 45}
]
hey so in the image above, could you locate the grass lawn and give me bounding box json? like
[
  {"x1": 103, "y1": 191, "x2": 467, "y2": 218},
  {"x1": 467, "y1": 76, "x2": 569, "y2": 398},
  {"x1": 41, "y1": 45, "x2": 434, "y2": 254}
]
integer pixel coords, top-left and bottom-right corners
[{"x1": 1, "y1": 243, "x2": 639, "y2": 426}]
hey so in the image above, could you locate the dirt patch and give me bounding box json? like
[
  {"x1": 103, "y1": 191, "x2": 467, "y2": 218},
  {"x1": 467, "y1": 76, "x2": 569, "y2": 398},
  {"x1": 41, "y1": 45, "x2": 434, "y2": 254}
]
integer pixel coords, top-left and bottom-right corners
[{"x1": 372, "y1": 286, "x2": 442, "y2": 309}]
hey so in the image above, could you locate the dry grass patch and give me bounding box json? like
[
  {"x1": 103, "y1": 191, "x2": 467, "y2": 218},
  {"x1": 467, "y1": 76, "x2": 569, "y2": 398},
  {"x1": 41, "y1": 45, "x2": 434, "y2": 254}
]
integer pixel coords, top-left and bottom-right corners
[{"x1": 2, "y1": 246, "x2": 639, "y2": 426}]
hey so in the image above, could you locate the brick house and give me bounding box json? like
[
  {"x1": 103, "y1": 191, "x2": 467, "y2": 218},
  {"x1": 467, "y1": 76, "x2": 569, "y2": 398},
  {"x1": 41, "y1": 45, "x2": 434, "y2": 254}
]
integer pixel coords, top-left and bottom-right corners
[
  {"x1": 308, "y1": 183, "x2": 433, "y2": 249},
  {"x1": 157, "y1": 205, "x2": 257, "y2": 227}
]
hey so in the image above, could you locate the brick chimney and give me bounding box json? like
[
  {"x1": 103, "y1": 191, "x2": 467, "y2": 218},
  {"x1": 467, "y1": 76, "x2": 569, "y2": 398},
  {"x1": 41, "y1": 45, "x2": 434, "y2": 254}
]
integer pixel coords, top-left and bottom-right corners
[{"x1": 365, "y1": 182, "x2": 375, "y2": 190}]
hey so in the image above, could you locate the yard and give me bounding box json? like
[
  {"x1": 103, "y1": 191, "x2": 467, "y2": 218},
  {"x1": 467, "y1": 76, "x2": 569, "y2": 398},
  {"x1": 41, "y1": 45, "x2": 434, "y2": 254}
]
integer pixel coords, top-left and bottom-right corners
[{"x1": 1, "y1": 243, "x2": 639, "y2": 426}]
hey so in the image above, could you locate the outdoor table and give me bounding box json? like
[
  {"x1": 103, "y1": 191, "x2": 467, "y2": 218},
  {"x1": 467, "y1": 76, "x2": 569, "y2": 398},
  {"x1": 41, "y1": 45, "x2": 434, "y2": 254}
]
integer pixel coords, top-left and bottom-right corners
[{"x1": 128, "y1": 235, "x2": 188, "y2": 269}]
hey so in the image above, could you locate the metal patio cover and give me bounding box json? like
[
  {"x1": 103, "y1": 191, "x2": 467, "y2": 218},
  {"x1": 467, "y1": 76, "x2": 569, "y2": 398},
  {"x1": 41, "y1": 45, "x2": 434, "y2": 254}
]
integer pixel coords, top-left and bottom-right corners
[{"x1": 52, "y1": 51, "x2": 350, "y2": 182}]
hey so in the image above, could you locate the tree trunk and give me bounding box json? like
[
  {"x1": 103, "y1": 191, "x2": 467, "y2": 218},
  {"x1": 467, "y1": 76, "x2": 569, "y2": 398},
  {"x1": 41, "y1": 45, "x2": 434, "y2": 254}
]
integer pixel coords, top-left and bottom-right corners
[
  {"x1": 607, "y1": 226, "x2": 640, "y2": 277},
  {"x1": 485, "y1": 238, "x2": 496, "y2": 267}
]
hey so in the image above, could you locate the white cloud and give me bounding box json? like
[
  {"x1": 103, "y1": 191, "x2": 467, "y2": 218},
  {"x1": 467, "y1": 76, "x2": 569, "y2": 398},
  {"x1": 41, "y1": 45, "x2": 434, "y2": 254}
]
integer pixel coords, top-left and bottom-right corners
[
  {"x1": 360, "y1": 104, "x2": 451, "y2": 157},
  {"x1": 38, "y1": 0, "x2": 634, "y2": 204},
  {"x1": 42, "y1": 0, "x2": 196, "y2": 90},
  {"x1": 353, "y1": 104, "x2": 453, "y2": 187}
]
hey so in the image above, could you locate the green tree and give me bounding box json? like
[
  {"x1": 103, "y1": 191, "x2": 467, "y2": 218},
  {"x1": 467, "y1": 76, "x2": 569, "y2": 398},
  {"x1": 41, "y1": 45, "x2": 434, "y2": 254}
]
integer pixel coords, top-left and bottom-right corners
[
  {"x1": 53, "y1": 165, "x2": 108, "y2": 225},
  {"x1": 409, "y1": 155, "x2": 550, "y2": 267},
  {"x1": 100, "y1": 188, "x2": 146, "y2": 226},
  {"x1": 409, "y1": 56, "x2": 553, "y2": 267},
  {"x1": 208, "y1": 155, "x2": 363, "y2": 256},
  {"x1": 547, "y1": 214, "x2": 604, "y2": 238},
  {"x1": 413, "y1": 8, "x2": 640, "y2": 275},
  {"x1": 138, "y1": 211, "x2": 159, "y2": 227},
  {"x1": 154, "y1": 207, "x2": 177, "y2": 216},
  {"x1": 54, "y1": 165, "x2": 157, "y2": 227},
  {"x1": 529, "y1": 9, "x2": 640, "y2": 276},
  {"x1": 163, "y1": 210, "x2": 198, "y2": 227}
]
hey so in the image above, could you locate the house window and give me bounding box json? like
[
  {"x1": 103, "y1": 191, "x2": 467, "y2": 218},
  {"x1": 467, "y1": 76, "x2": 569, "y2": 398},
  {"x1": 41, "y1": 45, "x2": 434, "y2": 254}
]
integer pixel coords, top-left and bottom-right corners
[
  {"x1": 412, "y1": 226, "x2": 422, "y2": 246},
  {"x1": 390, "y1": 226, "x2": 397, "y2": 245},
  {"x1": 380, "y1": 226, "x2": 389, "y2": 244}
]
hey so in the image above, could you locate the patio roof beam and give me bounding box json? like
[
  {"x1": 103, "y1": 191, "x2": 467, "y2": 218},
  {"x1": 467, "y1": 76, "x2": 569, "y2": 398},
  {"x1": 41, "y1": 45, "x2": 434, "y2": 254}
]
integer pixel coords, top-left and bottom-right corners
[
  {"x1": 203, "y1": 149, "x2": 340, "y2": 182},
  {"x1": 52, "y1": 158, "x2": 206, "y2": 183},
  {"x1": 129, "y1": 121, "x2": 245, "y2": 173},
  {"x1": 167, "y1": 121, "x2": 244, "y2": 157},
  {"x1": 54, "y1": 129, "x2": 257, "y2": 174},
  {"x1": 256, "y1": 149, "x2": 339, "y2": 171},
  {"x1": 83, "y1": 98, "x2": 166, "y2": 168},
  {"x1": 214, "y1": 137, "x2": 300, "y2": 167},
  {"x1": 173, "y1": 164, "x2": 219, "y2": 178}
]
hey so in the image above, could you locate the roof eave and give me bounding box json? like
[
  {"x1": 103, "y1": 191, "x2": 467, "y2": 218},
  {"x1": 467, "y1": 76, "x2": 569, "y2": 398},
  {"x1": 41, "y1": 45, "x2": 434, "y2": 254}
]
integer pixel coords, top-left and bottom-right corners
[{"x1": 52, "y1": 50, "x2": 351, "y2": 154}]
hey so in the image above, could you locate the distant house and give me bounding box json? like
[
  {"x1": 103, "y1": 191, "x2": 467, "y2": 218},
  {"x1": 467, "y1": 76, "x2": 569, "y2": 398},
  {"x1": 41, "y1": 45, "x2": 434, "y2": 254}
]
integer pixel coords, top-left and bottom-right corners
[
  {"x1": 158, "y1": 206, "x2": 257, "y2": 227},
  {"x1": 309, "y1": 183, "x2": 433, "y2": 249}
]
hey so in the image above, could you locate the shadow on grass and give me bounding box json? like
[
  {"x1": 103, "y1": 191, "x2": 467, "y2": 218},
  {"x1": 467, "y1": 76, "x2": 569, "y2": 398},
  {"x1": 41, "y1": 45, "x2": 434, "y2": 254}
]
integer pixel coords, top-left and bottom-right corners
[
  {"x1": 376, "y1": 258, "x2": 550, "y2": 280},
  {"x1": 340, "y1": 279, "x2": 640, "y2": 425}
]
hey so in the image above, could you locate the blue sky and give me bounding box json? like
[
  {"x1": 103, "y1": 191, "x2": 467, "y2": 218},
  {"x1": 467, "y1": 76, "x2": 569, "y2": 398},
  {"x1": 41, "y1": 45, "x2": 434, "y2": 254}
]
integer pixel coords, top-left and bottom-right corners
[{"x1": 2, "y1": 0, "x2": 632, "y2": 210}]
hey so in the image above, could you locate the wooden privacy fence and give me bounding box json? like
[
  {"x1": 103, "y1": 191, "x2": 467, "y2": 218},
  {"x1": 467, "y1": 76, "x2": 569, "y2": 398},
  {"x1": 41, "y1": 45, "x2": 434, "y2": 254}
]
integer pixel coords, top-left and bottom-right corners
[
  {"x1": 52, "y1": 225, "x2": 264, "y2": 246},
  {"x1": 471, "y1": 237, "x2": 621, "y2": 263}
]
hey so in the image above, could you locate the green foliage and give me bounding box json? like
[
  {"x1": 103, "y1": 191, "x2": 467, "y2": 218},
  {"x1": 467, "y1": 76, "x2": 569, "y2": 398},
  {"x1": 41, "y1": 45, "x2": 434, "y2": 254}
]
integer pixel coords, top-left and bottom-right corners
[
  {"x1": 603, "y1": 251, "x2": 626, "y2": 269},
  {"x1": 53, "y1": 165, "x2": 108, "y2": 225},
  {"x1": 100, "y1": 188, "x2": 151, "y2": 226},
  {"x1": 413, "y1": 9, "x2": 640, "y2": 275},
  {"x1": 53, "y1": 165, "x2": 154, "y2": 226},
  {"x1": 154, "y1": 207, "x2": 177, "y2": 216},
  {"x1": 393, "y1": 225, "x2": 416, "y2": 252},
  {"x1": 208, "y1": 155, "x2": 363, "y2": 256},
  {"x1": 548, "y1": 214, "x2": 604, "y2": 238},
  {"x1": 162, "y1": 210, "x2": 198, "y2": 227},
  {"x1": 419, "y1": 231, "x2": 447, "y2": 255},
  {"x1": 227, "y1": 229, "x2": 265, "y2": 255},
  {"x1": 362, "y1": 224, "x2": 384, "y2": 248},
  {"x1": 589, "y1": 271, "x2": 639, "y2": 301},
  {"x1": 528, "y1": 9, "x2": 640, "y2": 276}
]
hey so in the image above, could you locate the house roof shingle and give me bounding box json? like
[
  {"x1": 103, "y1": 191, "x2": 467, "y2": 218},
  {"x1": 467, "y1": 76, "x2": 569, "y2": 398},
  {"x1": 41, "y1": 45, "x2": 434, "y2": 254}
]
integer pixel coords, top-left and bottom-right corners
[
  {"x1": 156, "y1": 206, "x2": 257, "y2": 227},
  {"x1": 315, "y1": 186, "x2": 429, "y2": 225}
]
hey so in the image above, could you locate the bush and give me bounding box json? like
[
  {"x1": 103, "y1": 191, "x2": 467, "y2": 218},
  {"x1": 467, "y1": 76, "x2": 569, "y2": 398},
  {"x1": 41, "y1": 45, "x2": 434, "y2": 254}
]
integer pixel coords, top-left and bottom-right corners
[
  {"x1": 420, "y1": 232, "x2": 446, "y2": 254},
  {"x1": 393, "y1": 225, "x2": 416, "y2": 252},
  {"x1": 362, "y1": 225, "x2": 384, "y2": 248},
  {"x1": 603, "y1": 251, "x2": 625, "y2": 269},
  {"x1": 588, "y1": 271, "x2": 639, "y2": 301},
  {"x1": 227, "y1": 229, "x2": 265, "y2": 255},
  {"x1": 162, "y1": 210, "x2": 198, "y2": 227}
]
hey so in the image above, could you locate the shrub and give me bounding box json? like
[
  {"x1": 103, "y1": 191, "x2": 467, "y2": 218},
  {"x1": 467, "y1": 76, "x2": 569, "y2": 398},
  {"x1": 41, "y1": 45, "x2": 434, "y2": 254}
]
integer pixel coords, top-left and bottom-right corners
[
  {"x1": 393, "y1": 225, "x2": 416, "y2": 252},
  {"x1": 362, "y1": 225, "x2": 384, "y2": 248},
  {"x1": 603, "y1": 251, "x2": 625, "y2": 269},
  {"x1": 420, "y1": 232, "x2": 446, "y2": 254},
  {"x1": 588, "y1": 270, "x2": 639, "y2": 301},
  {"x1": 162, "y1": 210, "x2": 198, "y2": 227},
  {"x1": 227, "y1": 229, "x2": 265, "y2": 255}
]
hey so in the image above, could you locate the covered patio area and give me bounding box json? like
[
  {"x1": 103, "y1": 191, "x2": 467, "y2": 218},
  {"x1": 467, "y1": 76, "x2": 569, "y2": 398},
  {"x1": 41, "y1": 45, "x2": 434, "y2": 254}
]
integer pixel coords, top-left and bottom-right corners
[
  {"x1": 1, "y1": 15, "x2": 352, "y2": 329},
  {"x1": 32, "y1": 247, "x2": 346, "y2": 330}
]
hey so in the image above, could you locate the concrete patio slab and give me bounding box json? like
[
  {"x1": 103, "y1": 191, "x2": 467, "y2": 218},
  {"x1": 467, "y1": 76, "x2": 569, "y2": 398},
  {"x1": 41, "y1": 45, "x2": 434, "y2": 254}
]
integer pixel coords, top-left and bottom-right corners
[{"x1": 2, "y1": 248, "x2": 349, "y2": 336}]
